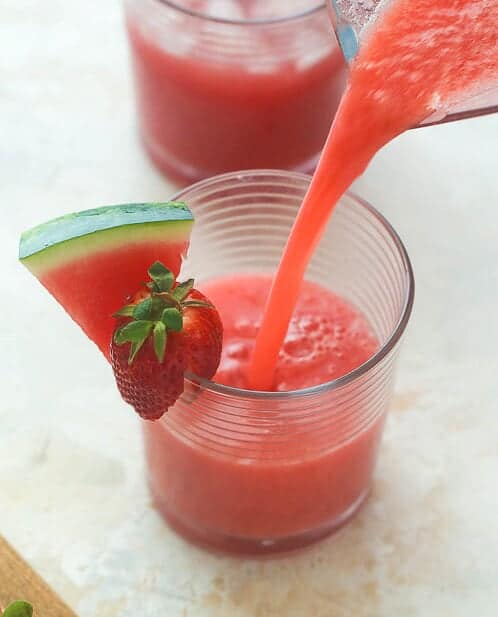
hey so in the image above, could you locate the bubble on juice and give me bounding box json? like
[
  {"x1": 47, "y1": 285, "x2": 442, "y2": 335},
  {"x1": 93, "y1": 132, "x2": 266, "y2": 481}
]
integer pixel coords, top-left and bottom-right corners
[
  {"x1": 205, "y1": 275, "x2": 379, "y2": 391},
  {"x1": 225, "y1": 340, "x2": 251, "y2": 360},
  {"x1": 334, "y1": 324, "x2": 346, "y2": 340},
  {"x1": 214, "y1": 357, "x2": 248, "y2": 389},
  {"x1": 326, "y1": 362, "x2": 337, "y2": 374},
  {"x1": 273, "y1": 301, "x2": 379, "y2": 390},
  {"x1": 301, "y1": 317, "x2": 321, "y2": 333},
  {"x1": 235, "y1": 318, "x2": 259, "y2": 338},
  {"x1": 282, "y1": 335, "x2": 315, "y2": 359}
]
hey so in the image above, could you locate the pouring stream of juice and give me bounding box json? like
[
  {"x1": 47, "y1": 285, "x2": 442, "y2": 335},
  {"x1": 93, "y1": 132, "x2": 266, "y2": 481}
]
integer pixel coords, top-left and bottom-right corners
[{"x1": 248, "y1": 0, "x2": 498, "y2": 390}]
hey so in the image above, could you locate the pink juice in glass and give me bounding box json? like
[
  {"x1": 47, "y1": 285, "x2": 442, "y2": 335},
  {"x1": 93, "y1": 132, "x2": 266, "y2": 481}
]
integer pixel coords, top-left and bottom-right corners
[
  {"x1": 124, "y1": 0, "x2": 347, "y2": 184},
  {"x1": 141, "y1": 171, "x2": 413, "y2": 554},
  {"x1": 206, "y1": 275, "x2": 378, "y2": 391},
  {"x1": 143, "y1": 274, "x2": 384, "y2": 550}
]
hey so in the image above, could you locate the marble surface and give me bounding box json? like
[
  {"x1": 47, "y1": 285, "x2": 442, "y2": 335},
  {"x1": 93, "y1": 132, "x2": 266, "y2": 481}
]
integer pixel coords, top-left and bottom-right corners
[{"x1": 2, "y1": 1, "x2": 498, "y2": 615}]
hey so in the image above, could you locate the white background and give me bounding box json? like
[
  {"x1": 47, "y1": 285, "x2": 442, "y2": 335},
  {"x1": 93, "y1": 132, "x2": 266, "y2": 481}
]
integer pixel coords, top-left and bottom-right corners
[{"x1": 1, "y1": 1, "x2": 498, "y2": 615}]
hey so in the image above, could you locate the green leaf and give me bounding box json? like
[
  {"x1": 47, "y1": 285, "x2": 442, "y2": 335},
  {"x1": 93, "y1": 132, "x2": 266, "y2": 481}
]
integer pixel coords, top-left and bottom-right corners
[
  {"x1": 132, "y1": 297, "x2": 163, "y2": 321},
  {"x1": 113, "y1": 304, "x2": 135, "y2": 318},
  {"x1": 114, "y1": 320, "x2": 153, "y2": 344},
  {"x1": 162, "y1": 307, "x2": 183, "y2": 332},
  {"x1": 150, "y1": 296, "x2": 168, "y2": 319},
  {"x1": 128, "y1": 338, "x2": 146, "y2": 364},
  {"x1": 154, "y1": 292, "x2": 178, "y2": 308},
  {"x1": 132, "y1": 297, "x2": 152, "y2": 320},
  {"x1": 2, "y1": 601, "x2": 33, "y2": 617},
  {"x1": 181, "y1": 300, "x2": 212, "y2": 309},
  {"x1": 148, "y1": 261, "x2": 169, "y2": 278},
  {"x1": 148, "y1": 261, "x2": 175, "y2": 293},
  {"x1": 113, "y1": 324, "x2": 127, "y2": 344},
  {"x1": 172, "y1": 278, "x2": 194, "y2": 302},
  {"x1": 153, "y1": 321, "x2": 167, "y2": 363}
]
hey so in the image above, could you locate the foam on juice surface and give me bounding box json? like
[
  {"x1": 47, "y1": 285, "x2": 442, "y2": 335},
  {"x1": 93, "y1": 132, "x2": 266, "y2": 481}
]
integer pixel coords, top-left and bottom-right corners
[{"x1": 200, "y1": 274, "x2": 378, "y2": 391}]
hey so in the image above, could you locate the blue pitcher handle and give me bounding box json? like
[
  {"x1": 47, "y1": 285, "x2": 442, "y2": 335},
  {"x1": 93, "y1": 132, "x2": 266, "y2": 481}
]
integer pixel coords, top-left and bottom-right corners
[{"x1": 327, "y1": 0, "x2": 359, "y2": 61}]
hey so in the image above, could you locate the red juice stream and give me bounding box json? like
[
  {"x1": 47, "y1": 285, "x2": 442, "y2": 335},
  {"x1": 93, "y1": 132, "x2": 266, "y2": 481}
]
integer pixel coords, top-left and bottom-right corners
[
  {"x1": 203, "y1": 275, "x2": 378, "y2": 390},
  {"x1": 249, "y1": 0, "x2": 498, "y2": 390}
]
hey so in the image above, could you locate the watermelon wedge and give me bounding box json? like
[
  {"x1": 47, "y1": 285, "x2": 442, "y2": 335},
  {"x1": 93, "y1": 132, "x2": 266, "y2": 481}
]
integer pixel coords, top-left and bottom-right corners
[{"x1": 19, "y1": 202, "x2": 194, "y2": 359}]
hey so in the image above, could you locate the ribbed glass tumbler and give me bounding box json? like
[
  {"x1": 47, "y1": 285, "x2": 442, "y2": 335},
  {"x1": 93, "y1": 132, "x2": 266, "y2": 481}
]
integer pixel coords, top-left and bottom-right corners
[{"x1": 142, "y1": 170, "x2": 414, "y2": 554}]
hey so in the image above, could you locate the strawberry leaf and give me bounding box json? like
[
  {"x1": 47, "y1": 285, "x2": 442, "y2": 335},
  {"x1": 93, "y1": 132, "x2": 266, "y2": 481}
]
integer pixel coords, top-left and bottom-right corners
[
  {"x1": 132, "y1": 297, "x2": 153, "y2": 320},
  {"x1": 172, "y1": 279, "x2": 194, "y2": 302},
  {"x1": 148, "y1": 261, "x2": 175, "y2": 293},
  {"x1": 181, "y1": 300, "x2": 212, "y2": 309},
  {"x1": 2, "y1": 602, "x2": 33, "y2": 617},
  {"x1": 137, "y1": 296, "x2": 168, "y2": 321},
  {"x1": 113, "y1": 324, "x2": 127, "y2": 344},
  {"x1": 113, "y1": 304, "x2": 135, "y2": 318},
  {"x1": 115, "y1": 320, "x2": 153, "y2": 344},
  {"x1": 155, "y1": 292, "x2": 179, "y2": 308},
  {"x1": 150, "y1": 296, "x2": 167, "y2": 319},
  {"x1": 153, "y1": 321, "x2": 167, "y2": 363},
  {"x1": 128, "y1": 339, "x2": 146, "y2": 364},
  {"x1": 162, "y1": 307, "x2": 183, "y2": 332}
]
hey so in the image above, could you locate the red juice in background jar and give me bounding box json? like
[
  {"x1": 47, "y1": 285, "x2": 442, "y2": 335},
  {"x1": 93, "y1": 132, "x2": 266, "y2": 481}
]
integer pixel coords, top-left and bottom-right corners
[{"x1": 124, "y1": 0, "x2": 347, "y2": 184}]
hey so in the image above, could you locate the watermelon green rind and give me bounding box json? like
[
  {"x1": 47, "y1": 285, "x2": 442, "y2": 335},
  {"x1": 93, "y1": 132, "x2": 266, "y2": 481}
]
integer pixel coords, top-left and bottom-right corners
[
  {"x1": 19, "y1": 202, "x2": 195, "y2": 358},
  {"x1": 21, "y1": 220, "x2": 193, "y2": 276},
  {"x1": 19, "y1": 202, "x2": 193, "y2": 262}
]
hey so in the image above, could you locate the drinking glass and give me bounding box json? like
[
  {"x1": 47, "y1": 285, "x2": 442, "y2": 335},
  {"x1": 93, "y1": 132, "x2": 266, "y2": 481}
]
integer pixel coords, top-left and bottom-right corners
[{"x1": 142, "y1": 169, "x2": 414, "y2": 554}]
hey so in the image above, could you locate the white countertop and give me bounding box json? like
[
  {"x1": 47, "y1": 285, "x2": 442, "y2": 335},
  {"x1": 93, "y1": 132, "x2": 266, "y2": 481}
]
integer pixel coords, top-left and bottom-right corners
[{"x1": 2, "y1": 1, "x2": 498, "y2": 615}]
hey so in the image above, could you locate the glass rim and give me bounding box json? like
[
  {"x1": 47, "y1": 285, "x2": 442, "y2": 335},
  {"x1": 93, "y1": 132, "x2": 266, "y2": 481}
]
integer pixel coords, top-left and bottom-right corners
[
  {"x1": 171, "y1": 169, "x2": 415, "y2": 401},
  {"x1": 152, "y1": 0, "x2": 327, "y2": 26}
]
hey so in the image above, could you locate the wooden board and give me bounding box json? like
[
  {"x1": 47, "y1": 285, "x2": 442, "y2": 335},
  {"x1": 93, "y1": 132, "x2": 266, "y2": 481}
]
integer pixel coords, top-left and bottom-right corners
[{"x1": 0, "y1": 536, "x2": 77, "y2": 616}]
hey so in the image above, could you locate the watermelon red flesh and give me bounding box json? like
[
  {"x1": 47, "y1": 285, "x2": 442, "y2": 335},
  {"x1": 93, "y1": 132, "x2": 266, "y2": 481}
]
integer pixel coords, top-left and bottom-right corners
[
  {"x1": 20, "y1": 203, "x2": 194, "y2": 361},
  {"x1": 36, "y1": 238, "x2": 189, "y2": 359}
]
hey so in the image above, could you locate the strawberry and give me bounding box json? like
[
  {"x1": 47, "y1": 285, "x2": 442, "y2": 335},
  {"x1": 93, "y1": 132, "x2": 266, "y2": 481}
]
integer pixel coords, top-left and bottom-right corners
[{"x1": 110, "y1": 261, "x2": 222, "y2": 421}]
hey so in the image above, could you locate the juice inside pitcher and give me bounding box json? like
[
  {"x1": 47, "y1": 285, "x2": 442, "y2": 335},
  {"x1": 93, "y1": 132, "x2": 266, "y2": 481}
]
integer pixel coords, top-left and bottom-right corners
[{"x1": 327, "y1": 0, "x2": 498, "y2": 126}]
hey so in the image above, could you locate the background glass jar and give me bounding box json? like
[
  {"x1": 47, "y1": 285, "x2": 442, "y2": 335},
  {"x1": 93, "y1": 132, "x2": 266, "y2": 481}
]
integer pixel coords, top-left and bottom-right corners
[
  {"x1": 123, "y1": 1, "x2": 347, "y2": 185},
  {"x1": 142, "y1": 170, "x2": 414, "y2": 554}
]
